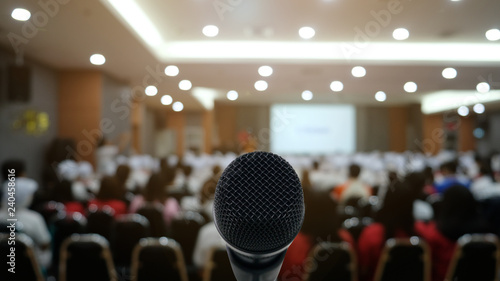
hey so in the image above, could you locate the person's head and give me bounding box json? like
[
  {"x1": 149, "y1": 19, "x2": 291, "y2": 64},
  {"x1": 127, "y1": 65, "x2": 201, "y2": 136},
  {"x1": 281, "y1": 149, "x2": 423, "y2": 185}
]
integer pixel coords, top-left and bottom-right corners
[
  {"x1": 423, "y1": 166, "x2": 434, "y2": 185},
  {"x1": 301, "y1": 191, "x2": 340, "y2": 242},
  {"x1": 97, "y1": 176, "x2": 122, "y2": 201},
  {"x1": 312, "y1": 161, "x2": 320, "y2": 170},
  {"x1": 162, "y1": 166, "x2": 176, "y2": 185},
  {"x1": 440, "y1": 161, "x2": 457, "y2": 176},
  {"x1": 53, "y1": 180, "x2": 75, "y2": 203},
  {"x1": 182, "y1": 165, "x2": 193, "y2": 177},
  {"x1": 144, "y1": 173, "x2": 167, "y2": 202},
  {"x1": 2, "y1": 159, "x2": 26, "y2": 180},
  {"x1": 405, "y1": 172, "x2": 426, "y2": 196},
  {"x1": 377, "y1": 181, "x2": 415, "y2": 239},
  {"x1": 115, "y1": 164, "x2": 131, "y2": 185},
  {"x1": 348, "y1": 164, "x2": 361, "y2": 179}
]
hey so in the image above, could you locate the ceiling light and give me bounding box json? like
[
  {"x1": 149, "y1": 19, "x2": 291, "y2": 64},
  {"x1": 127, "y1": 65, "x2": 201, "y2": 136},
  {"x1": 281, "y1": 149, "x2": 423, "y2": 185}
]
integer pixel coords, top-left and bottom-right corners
[
  {"x1": 404, "y1": 81, "x2": 417, "y2": 93},
  {"x1": 301, "y1": 90, "x2": 313, "y2": 101},
  {"x1": 11, "y1": 8, "x2": 31, "y2": 21},
  {"x1": 485, "y1": 29, "x2": 500, "y2": 41},
  {"x1": 90, "y1": 54, "x2": 106, "y2": 65},
  {"x1": 254, "y1": 80, "x2": 268, "y2": 91},
  {"x1": 392, "y1": 28, "x2": 409, "y2": 40},
  {"x1": 476, "y1": 82, "x2": 490, "y2": 93},
  {"x1": 172, "y1": 101, "x2": 184, "y2": 112},
  {"x1": 473, "y1": 103, "x2": 485, "y2": 114},
  {"x1": 161, "y1": 95, "x2": 173, "y2": 105},
  {"x1": 375, "y1": 91, "x2": 387, "y2": 102},
  {"x1": 202, "y1": 25, "x2": 219, "y2": 37},
  {"x1": 330, "y1": 81, "x2": 344, "y2": 92},
  {"x1": 145, "y1": 85, "x2": 158, "y2": 96},
  {"x1": 179, "y1": 80, "x2": 192, "y2": 91},
  {"x1": 299, "y1": 27, "x2": 315, "y2": 39},
  {"x1": 457, "y1": 106, "x2": 469, "y2": 117},
  {"x1": 442, "y1": 68, "x2": 457, "y2": 79},
  {"x1": 227, "y1": 90, "x2": 238, "y2": 101},
  {"x1": 164, "y1": 65, "x2": 179, "y2": 76},
  {"x1": 473, "y1": 128, "x2": 485, "y2": 139},
  {"x1": 351, "y1": 66, "x2": 366, "y2": 78},
  {"x1": 258, "y1": 66, "x2": 273, "y2": 77}
]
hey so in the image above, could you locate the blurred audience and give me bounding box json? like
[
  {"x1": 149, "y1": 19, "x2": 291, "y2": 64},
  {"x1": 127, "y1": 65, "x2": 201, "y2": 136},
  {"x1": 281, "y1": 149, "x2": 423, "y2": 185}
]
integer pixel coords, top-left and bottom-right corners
[
  {"x1": 332, "y1": 164, "x2": 372, "y2": 204},
  {"x1": 88, "y1": 176, "x2": 127, "y2": 217}
]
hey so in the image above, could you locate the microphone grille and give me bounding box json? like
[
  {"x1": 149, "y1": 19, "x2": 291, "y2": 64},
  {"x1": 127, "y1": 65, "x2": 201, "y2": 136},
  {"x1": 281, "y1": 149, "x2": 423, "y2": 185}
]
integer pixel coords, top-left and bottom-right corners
[{"x1": 214, "y1": 151, "x2": 304, "y2": 254}]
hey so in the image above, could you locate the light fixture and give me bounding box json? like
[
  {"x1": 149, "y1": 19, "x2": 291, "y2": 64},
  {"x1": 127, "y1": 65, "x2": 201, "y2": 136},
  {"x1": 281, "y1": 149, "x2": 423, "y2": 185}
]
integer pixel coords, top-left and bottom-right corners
[
  {"x1": 258, "y1": 66, "x2": 273, "y2": 77},
  {"x1": 301, "y1": 90, "x2": 313, "y2": 101},
  {"x1": 179, "y1": 80, "x2": 192, "y2": 91},
  {"x1": 172, "y1": 101, "x2": 184, "y2": 112},
  {"x1": 404, "y1": 81, "x2": 417, "y2": 93},
  {"x1": 11, "y1": 8, "x2": 31, "y2": 21},
  {"x1": 351, "y1": 66, "x2": 366, "y2": 78},
  {"x1": 330, "y1": 81, "x2": 344, "y2": 92},
  {"x1": 485, "y1": 29, "x2": 500, "y2": 41},
  {"x1": 161, "y1": 95, "x2": 173, "y2": 105},
  {"x1": 90, "y1": 54, "x2": 106, "y2": 65},
  {"x1": 476, "y1": 82, "x2": 490, "y2": 93},
  {"x1": 227, "y1": 90, "x2": 238, "y2": 101},
  {"x1": 164, "y1": 65, "x2": 179, "y2": 76},
  {"x1": 473, "y1": 103, "x2": 485, "y2": 114},
  {"x1": 254, "y1": 80, "x2": 268, "y2": 91},
  {"x1": 375, "y1": 91, "x2": 387, "y2": 102},
  {"x1": 299, "y1": 27, "x2": 315, "y2": 39},
  {"x1": 392, "y1": 28, "x2": 409, "y2": 40},
  {"x1": 145, "y1": 85, "x2": 158, "y2": 96},
  {"x1": 442, "y1": 68, "x2": 457, "y2": 79},
  {"x1": 457, "y1": 106, "x2": 469, "y2": 116},
  {"x1": 202, "y1": 25, "x2": 219, "y2": 37},
  {"x1": 473, "y1": 128, "x2": 485, "y2": 139}
]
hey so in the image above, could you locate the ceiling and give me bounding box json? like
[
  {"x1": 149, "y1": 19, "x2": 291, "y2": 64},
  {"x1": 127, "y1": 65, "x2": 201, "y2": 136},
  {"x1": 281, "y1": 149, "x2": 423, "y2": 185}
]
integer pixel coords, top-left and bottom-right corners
[{"x1": 0, "y1": 0, "x2": 499, "y2": 111}]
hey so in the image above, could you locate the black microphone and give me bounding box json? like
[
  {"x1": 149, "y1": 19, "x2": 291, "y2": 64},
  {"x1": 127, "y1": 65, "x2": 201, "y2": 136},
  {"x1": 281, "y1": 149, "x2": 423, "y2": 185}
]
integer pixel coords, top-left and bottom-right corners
[{"x1": 214, "y1": 151, "x2": 305, "y2": 281}]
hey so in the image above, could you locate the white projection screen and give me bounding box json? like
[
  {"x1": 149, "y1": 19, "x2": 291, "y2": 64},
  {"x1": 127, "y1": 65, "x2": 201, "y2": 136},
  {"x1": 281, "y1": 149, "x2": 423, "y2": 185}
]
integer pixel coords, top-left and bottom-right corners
[{"x1": 270, "y1": 104, "x2": 356, "y2": 155}]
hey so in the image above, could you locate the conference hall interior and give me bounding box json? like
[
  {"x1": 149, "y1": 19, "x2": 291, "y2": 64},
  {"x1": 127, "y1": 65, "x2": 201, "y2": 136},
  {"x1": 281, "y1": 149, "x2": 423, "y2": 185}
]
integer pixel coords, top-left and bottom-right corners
[{"x1": 1, "y1": 0, "x2": 500, "y2": 280}]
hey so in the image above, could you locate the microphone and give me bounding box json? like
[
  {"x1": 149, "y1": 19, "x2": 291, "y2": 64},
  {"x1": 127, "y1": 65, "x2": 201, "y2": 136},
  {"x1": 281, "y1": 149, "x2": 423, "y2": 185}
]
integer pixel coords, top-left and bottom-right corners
[{"x1": 214, "y1": 151, "x2": 305, "y2": 281}]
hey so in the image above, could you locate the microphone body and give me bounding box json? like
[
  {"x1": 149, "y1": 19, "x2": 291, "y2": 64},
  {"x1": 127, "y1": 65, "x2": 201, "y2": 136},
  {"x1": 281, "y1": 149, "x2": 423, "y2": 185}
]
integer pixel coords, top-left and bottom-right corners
[{"x1": 213, "y1": 151, "x2": 304, "y2": 281}]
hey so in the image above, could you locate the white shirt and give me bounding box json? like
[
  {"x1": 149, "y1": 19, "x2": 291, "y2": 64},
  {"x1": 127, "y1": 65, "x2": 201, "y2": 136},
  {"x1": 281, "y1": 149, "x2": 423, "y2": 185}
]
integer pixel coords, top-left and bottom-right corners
[{"x1": 192, "y1": 222, "x2": 225, "y2": 268}]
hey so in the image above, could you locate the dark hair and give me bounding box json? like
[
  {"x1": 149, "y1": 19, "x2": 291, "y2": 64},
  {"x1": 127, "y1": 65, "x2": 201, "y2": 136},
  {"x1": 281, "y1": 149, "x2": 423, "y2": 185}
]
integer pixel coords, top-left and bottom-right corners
[
  {"x1": 437, "y1": 185, "x2": 489, "y2": 240},
  {"x1": 97, "y1": 176, "x2": 122, "y2": 201},
  {"x1": 301, "y1": 191, "x2": 341, "y2": 242},
  {"x1": 377, "y1": 181, "x2": 415, "y2": 239},
  {"x1": 162, "y1": 166, "x2": 176, "y2": 185},
  {"x1": 405, "y1": 172, "x2": 426, "y2": 200},
  {"x1": 423, "y1": 166, "x2": 434, "y2": 185},
  {"x1": 441, "y1": 161, "x2": 458, "y2": 174},
  {"x1": 143, "y1": 173, "x2": 167, "y2": 202},
  {"x1": 349, "y1": 164, "x2": 361, "y2": 178},
  {"x1": 115, "y1": 164, "x2": 131, "y2": 194},
  {"x1": 53, "y1": 180, "x2": 75, "y2": 203},
  {"x1": 2, "y1": 159, "x2": 25, "y2": 180}
]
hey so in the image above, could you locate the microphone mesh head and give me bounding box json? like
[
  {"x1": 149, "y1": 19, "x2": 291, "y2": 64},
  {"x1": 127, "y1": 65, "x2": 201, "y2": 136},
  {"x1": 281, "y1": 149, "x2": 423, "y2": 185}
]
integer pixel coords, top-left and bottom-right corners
[{"x1": 214, "y1": 151, "x2": 304, "y2": 254}]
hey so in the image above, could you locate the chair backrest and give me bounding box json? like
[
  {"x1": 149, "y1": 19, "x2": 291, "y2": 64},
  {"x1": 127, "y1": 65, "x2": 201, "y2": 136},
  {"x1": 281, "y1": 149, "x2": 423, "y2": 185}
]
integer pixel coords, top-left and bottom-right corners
[
  {"x1": 445, "y1": 233, "x2": 500, "y2": 281},
  {"x1": 343, "y1": 217, "x2": 373, "y2": 242},
  {"x1": 302, "y1": 241, "x2": 357, "y2": 281},
  {"x1": 87, "y1": 208, "x2": 115, "y2": 241},
  {"x1": 171, "y1": 211, "x2": 206, "y2": 265},
  {"x1": 130, "y1": 237, "x2": 189, "y2": 281},
  {"x1": 136, "y1": 203, "x2": 168, "y2": 237},
  {"x1": 111, "y1": 214, "x2": 150, "y2": 267},
  {"x1": 374, "y1": 237, "x2": 431, "y2": 281},
  {"x1": 59, "y1": 234, "x2": 117, "y2": 281},
  {"x1": 202, "y1": 246, "x2": 236, "y2": 281},
  {"x1": 0, "y1": 233, "x2": 45, "y2": 281}
]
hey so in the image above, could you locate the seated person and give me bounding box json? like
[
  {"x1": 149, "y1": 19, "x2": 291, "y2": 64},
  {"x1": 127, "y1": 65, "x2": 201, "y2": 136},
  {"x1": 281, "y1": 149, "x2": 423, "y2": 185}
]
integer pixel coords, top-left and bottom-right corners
[
  {"x1": 88, "y1": 176, "x2": 127, "y2": 217},
  {"x1": 434, "y1": 161, "x2": 471, "y2": 194},
  {"x1": 52, "y1": 180, "x2": 85, "y2": 215},
  {"x1": 332, "y1": 164, "x2": 372, "y2": 204}
]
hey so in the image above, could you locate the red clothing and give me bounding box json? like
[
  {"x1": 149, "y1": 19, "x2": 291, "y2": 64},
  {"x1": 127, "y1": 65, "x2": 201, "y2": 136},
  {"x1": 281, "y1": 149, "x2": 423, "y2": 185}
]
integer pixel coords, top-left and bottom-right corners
[
  {"x1": 88, "y1": 199, "x2": 127, "y2": 218},
  {"x1": 357, "y1": 223, "x2": 411, "y2": 281},
  {"x1": 64, "y1": 201, "x2": 86, "y2": 216},
  {"x1": 415, "y1": 221, "x2": 456, "y2": 281}
]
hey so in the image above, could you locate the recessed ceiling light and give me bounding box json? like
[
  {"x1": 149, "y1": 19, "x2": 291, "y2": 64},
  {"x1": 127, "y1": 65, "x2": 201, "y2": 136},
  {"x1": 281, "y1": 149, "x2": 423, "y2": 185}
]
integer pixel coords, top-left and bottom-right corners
[
  {"x1": 330, "y1": 81, "x2": 344, "y2": 92},
  {"x1": 301, "y1": 90, "x2": 313, "y2": 101},
  {"x1": 164, "y1": 65, "x2": 179, "y2": 76},
  {"x1": 404, "y1": 81, "x2": 418, "y2": 93},
  {"x1": 473, "y1": 103, "x2": 485, "y2": 114},
  {"x1": 227, "y1": 90, "x2": 238, "y2": 101},
  {"x1": 476, "y1": 82, "x2": 490, "y2": 93},
  {"x1": 392, "y1": 28, "x2": 409, "y2": 40},
  {"x1": 457, "y1": 106, "x2": 469, "y2": 117},
  {"x1": 485, "y1": 29, "x2": 500, "y2": 41},
  {"x1": 161, "y1": 95, "x2": 173, "y2": 105},
  {"x1": 11, "y1": 8, "x2": 31, "y2": 21},
  {"x1": 203, "y1": 25, "x2": 219, "y2": 37},
  {"x1": 375, "y1": 91, "x2": 387, "y2": 102},
  {"x1": 258, "y1": 66, "x2": 273, "y2": 77},
  {"x1": 351, "y1": 66, "x2": 366, "y2": 78},
  {"x1": 299, "y1": 27, "x2": 315, "y2": 39},
  {"x1": 179, "y1": 80, "x2": 192, "y2": 91},
  {"x1": 90, "y1": 54, "x2": 106, "y2": 65},
  {"x1": 172, "y1": 101, "x2": 184, "y2": 112},
  {"x1": 145, "y1": 85, "x2": 158, "y2": 96},
  {"x1": 254, "y1": 80, "x2": 268, "y2": 91},
  {"x1": 442, "y1": 68, "x2": 457, "y2": 79}
]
